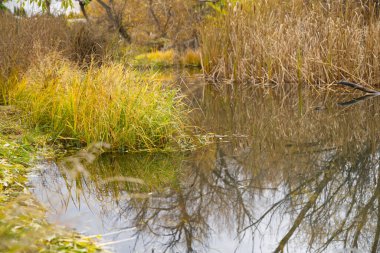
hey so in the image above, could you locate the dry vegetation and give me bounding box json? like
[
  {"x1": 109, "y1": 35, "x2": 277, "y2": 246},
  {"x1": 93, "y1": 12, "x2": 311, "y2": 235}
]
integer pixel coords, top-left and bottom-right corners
[
  {"x1": 0, "y1": 13, "x2": 118, "y2": 103},
  {"x1": 0, "y1": 9, "x2": 201, "y2": 153},
  {"x1": 200, "y1": 0, "x2": 380, "y2": 86},
  {"x1": 1, "y1": 0, "x2": 379, "y2": 151},
  {"x1": 2, "y1": 1, "x2": 380, "y2": 252},
  {"x1": 86, "y1": 0, "x2": 202, "y2": 48}
]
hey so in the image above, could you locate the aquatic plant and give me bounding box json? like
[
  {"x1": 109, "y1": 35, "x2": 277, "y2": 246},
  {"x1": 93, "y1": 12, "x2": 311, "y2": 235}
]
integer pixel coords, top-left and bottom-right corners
[
  {"x1": 200, "y1": 0, "x2": 380, "y2": 85},
  {"x1": 11, "y1": 54, "x2": 190, "y2": 151}
]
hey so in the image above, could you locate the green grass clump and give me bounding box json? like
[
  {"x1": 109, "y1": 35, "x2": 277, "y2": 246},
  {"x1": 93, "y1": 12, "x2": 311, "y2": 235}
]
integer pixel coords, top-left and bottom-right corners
[{"x1": 12, "y1": 55, "x2": 190, "y2": 151}]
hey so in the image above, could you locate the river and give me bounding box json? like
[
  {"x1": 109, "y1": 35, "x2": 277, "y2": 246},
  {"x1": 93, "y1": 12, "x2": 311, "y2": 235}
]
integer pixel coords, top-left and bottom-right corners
[{"x1": 29, "y1": 76, "x2": 380, "y2": 253}]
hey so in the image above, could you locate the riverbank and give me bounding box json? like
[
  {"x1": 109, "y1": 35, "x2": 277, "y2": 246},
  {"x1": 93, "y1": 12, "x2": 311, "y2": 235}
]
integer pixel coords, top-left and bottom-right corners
[{"x1": 0, "y1": 105, "x2": 104, "y2": 253}]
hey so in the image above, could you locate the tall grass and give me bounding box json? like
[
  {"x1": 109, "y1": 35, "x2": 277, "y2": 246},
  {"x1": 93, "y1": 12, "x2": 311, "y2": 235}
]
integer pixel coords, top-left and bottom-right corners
[
  {"x1": 134, "y1": 49, "x2": 201, "y2": 67},
  {"x1": 0, "y1": 14, "x2": 66, "y2": 103},
  {"x1": 135, "y1": 50, "x2": 176, "y2": 67},
  {"x1": 0, "y1": 13, "x2": 116, "y2": 104},
  {"x1": 200, "y1": 0, "x2": 380, "y2": 86},
  {"x1": 11, "y1": 55, "x2": 190, "y2": 151}
]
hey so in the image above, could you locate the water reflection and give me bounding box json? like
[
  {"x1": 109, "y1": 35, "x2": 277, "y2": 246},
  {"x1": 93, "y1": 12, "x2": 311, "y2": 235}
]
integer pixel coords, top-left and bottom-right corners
[{"x1": 30, "y1": 86, "x2": 380, "y2": 253}]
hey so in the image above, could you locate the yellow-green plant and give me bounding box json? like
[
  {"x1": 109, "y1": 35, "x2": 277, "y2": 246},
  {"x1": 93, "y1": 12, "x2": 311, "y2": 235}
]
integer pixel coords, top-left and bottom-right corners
[
  {"x1": 134, "y1": 50, "x2": 175, "y2": 67},
  {"x1": 134, "y1": 49, "x2": 201, "y2": 67},
  {"x1": 11, "y1": 55, "x2": 190, "y2": 151}
]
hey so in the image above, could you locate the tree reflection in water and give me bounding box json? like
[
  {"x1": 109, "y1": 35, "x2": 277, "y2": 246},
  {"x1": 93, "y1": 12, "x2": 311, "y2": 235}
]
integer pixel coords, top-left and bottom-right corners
[
  {"x1": 105, "y1": 141, "x2": 380, "y2": 252},
  {"x1": 33, "y1": 86, "x2": 380, "y2": 253}
]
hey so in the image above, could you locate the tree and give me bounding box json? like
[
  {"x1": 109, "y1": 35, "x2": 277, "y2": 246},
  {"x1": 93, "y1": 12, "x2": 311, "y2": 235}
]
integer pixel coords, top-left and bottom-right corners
[
  {"x1": 92, "y1": 0, "x2": 131, "y2": 42},
  {"x1": 13, "y1": 0, "x2": 206, "y2": 46},
  {"x1": 0, "y1": 0, "x2": 6, "y2": 11}
]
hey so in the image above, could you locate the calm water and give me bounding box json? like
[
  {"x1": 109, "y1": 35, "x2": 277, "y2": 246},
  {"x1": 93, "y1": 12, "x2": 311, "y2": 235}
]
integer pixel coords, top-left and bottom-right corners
[{"x1": 29, "y1": 81, "x2": 380, "y2": 253}]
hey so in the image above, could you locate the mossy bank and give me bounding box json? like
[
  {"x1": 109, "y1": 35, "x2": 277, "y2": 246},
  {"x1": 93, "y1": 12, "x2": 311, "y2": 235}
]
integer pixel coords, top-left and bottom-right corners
[{"x1": 0, "y1": 105, "x2": 105, "y2": 253}]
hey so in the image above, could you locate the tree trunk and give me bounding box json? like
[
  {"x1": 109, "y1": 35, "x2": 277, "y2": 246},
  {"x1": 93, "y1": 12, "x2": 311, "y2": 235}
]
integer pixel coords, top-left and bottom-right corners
[
  {"x1": 96, "y1": 0, "x2": 131, "y2": 43},
  {"x1": 116, "y1": 22, "x2": 131, "y2": 42},
  {"x1": 46, "y1": 0, "x2": 51, "y2": 14},
  {"x1": 79, "y1": 1, "x2": 89, "y2": 20}
]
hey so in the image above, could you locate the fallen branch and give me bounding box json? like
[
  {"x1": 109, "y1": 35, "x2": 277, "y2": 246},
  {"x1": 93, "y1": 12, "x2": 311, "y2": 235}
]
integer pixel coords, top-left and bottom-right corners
[{"x1": 336, "y1": 81, "x2": 380, "y2": 94}]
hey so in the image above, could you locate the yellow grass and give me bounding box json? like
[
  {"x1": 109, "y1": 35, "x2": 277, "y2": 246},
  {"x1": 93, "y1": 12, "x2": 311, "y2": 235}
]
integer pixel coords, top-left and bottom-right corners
[
  {"x1": 134, "y1": 49, "x2": 201, "y2": 67},
  {"x1": 11, "y1": 54, "x2": 190, "y2": 151},
  {"x1": 135, "y1": 50, "x2": 175, "y2": 66},
  {"x1": 181, "y1": 49, "x2": 201, "y2": 67}
]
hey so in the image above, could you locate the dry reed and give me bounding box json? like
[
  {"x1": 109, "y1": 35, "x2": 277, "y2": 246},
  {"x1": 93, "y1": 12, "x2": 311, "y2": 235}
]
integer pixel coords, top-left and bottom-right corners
[{"x1": 200, "y1": 0, "x2": 380, "y2": 86}]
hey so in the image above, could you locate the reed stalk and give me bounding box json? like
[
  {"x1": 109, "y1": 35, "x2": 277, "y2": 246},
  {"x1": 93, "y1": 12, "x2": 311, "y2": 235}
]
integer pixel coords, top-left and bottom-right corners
[{"x1": 200, "y1": 0, "x2": 380, "y2": 86}]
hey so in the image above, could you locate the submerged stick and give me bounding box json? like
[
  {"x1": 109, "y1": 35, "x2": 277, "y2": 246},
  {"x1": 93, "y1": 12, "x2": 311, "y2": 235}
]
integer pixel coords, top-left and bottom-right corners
[{"x1": 337, "y1": 81, "x2": 379, "y2": 94}]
